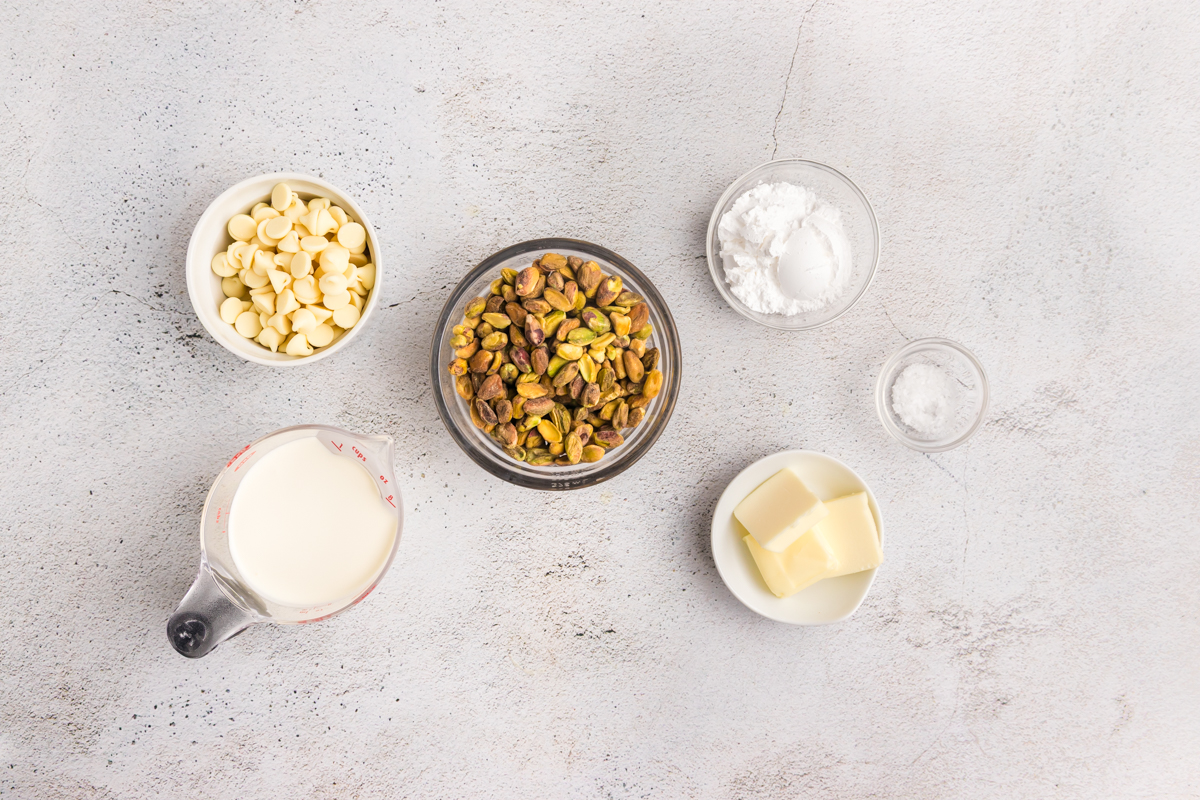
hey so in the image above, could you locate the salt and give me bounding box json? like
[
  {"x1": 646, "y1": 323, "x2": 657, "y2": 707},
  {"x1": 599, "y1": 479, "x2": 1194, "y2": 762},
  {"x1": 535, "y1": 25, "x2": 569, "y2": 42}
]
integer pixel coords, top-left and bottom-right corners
[{"x1": 890, "y1": 363, "x2": 958, "y2": 436}]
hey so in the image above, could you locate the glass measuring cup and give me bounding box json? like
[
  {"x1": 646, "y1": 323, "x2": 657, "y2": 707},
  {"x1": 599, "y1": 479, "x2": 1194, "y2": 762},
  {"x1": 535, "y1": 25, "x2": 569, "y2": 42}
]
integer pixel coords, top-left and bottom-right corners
[{"x1": 167, "y1": 424, "x2": 402, "y2": 658}]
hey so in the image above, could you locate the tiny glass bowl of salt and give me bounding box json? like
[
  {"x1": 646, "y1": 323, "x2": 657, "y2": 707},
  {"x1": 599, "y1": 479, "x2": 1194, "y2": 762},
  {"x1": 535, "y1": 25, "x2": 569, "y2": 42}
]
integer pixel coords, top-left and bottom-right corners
[
  {"x1": 706, "y1": 159, "x2": 879, "y2": 330},
  {"x1": 875, "y1": 338, "x2": 989, "y2": 452}
]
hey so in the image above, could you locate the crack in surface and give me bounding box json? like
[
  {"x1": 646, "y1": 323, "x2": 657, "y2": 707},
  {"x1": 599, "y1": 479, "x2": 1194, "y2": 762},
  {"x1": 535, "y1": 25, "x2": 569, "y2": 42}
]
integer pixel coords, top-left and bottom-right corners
[
  {"x1": 883, "y1": 305, "x2": 911, "y2": 341},
  {"x1": 771, "y1": 0, "x2": 821, "y2": 160}
]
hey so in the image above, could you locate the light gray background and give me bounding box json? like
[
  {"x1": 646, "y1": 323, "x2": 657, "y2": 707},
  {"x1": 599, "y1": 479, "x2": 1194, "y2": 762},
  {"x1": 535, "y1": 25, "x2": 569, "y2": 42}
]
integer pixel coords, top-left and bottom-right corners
[{"x1": 1, "y1": 0, "x2": 1197, "y2": 797}]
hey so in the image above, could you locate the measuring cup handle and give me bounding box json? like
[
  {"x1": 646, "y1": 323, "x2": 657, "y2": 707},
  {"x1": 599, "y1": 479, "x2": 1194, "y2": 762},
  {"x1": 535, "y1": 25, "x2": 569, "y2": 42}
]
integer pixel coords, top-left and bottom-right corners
[{"x1": 167, "y1": 565, "x2": 259, "y2": 658}]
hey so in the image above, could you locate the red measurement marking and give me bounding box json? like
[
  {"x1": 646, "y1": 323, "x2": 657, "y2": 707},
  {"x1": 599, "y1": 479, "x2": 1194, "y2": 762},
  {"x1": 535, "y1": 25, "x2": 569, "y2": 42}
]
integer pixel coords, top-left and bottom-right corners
[
  {"x1": 379, "y1": 475, "x2": 388, "y2": 484},
  {"x1": 330, "y1": 440, "x2": 343, "y2": 451},
  {"x1": 233, "y1": 450, "x2": 255, "y2": 472},
  {"x1": 226, "y1": 444, "x2": 251, "y2": 468},
  {"x1": 385, "y1": 494, "x2": 396, "y2": 508},
  {"x1": 350, "y1": 446, "x2": 367, "y2": 463}
]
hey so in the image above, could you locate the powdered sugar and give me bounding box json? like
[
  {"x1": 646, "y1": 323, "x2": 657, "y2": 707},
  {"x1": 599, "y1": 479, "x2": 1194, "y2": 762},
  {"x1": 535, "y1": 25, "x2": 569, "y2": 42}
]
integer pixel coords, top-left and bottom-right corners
[{"x1": 717, "y1": 181, "x2": 852, "y2": 315}]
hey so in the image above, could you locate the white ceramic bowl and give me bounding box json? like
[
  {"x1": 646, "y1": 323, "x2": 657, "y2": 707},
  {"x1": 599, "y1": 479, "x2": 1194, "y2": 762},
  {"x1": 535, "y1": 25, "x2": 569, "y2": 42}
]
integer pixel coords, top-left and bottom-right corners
[
  {"x1": 711, "y1": 450, "x2": 884, "y2": 625},
  {"x1": 706, "y1": 159, "x2": 880, "y2": 330},
  {"x1": 186, "y1": 172, "x2": 384, "y2": 367}
]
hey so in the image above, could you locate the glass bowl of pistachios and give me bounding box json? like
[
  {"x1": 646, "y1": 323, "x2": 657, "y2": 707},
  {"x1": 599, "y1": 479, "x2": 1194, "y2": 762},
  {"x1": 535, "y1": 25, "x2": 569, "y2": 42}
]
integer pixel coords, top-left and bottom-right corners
[{"x1": 431, "y1": 238, "x2": 682, "y2": 490}]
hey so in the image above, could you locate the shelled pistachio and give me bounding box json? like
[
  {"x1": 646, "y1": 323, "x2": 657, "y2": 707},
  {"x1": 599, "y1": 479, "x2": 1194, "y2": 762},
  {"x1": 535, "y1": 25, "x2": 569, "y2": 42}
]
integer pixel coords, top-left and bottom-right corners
[{"x1": 446, "y1": 252, "x2": 662, "y2": 467}]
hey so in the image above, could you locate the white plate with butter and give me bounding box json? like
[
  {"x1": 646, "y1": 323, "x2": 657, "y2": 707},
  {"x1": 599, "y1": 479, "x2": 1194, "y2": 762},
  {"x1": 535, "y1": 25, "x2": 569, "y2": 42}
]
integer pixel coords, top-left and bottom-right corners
[{"x1": 711, "y1": 450, "x2": 884, "y2": 625}]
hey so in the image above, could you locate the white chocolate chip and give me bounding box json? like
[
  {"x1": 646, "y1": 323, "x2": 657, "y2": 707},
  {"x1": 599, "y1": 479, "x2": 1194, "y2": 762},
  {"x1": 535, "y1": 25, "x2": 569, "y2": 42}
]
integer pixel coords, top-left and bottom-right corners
[
  {"x1": 332, "y1": 305, "x2": 360, "y2": 329},
  {"x1": 292, "y1": 275, "x2": 321, "y2": 304},
  {"x1": 252, "y1": 248, "x2": 275, "y2": 276},
  {"x1": 336, "y1": 222, "x2": 366, "y2": 250},
  {"x1": 322, "y1": 290, "x2": 352, "y2": 310},
  {"x1": 251, "y1": 292, "x2": 276, "y2": 315},
  {"x1": 284, "y1": 200, "x2": 307, "y2": 223},
  {"x1": 222, "y1": 276, "x2": 247, "y2": 298},
  {"x1": 290, "y1": 251, "x2": 313, "y2": 279},
  {"x1": 318, "y1": 272, "x2": 348, "y2": 296},
  {"x1": 273, "y1": 251, "x2": 294, "y2": 269},
  {"x1": 314, "y1": 208, "x2": 337, "y2": 236},
  {"x1": 358, "y1": 263, "x2": 376, "y2": 290},
  {"x1": 219, "y1": 296, "x2": 244, "y2": 324},
  {"x1": 228, "y1": 214, "x2": 257, "y2": 241},
  {"x1": 300, "y1": 235, "x2": 329, "y2": 254},
  {"x1": 349, "y1": 290, "x2": 365, "y2": 311},
  {"x1": 348, "y1": 252, "x2": 369, "y2": 267},
  {"x1": 299, "y1": 207, "x2": 321, "y2": 237},
  {"x1": 267, "y1": 312, "x2": 292, "y2": 335},
  {"x1": 306, "y1": 304, "x2": 333, "y2": 325},
  {"x1": 268, "y1": 269, "x2": 292, "y2": 294},
  {"x1": 276, "y1": 230, "x2": 300, "y2": 253},
  {"x1": 251, "y1": 205, "x2": 280, "y2": 223},
  {"x1": 264, "y1": 216, "x2": 292, "y2": 241},
  {"x1": 234, "y1": 310, "x2": 263, "y2": 338},
  {"x1": 290, "y1": 307, "x2": 317, "y2": 334},
  {"x1": 235, "y1": 243, "x2": 258, "y2": 270},
  {"x1": 348, "y1": 239, "x2": 367, "y2": 255},
  {"x1": 307, "y1": 323, "x2": 335, "y2": 348},
  {"x1": 309, "y1": 197, "x2": 331, "y2": 212},
  {"x1": 271, "y1": 183, "x2": 292, "y2": 212},
  {"x1": 256, "y1": 327, "x2": 285, "y2": 352},
  {"x1": 328, "y1": 206, "x2": 348, "y2": 227},
  {"x1": 242, "y1": 268, "x2": 270, "y2": 289},
  {"x1": 319, "y1": 242, "x2": 349, "y2": 274},
  {"x1": 255, "y1": 218, "x2": 281, "y2": 247},
  {"x1": 211, "y1": 252, "x2": 238, "y2": 277},
  {"x1": 285, "y1": 332, "x2": 313, "y2": 357},
  {"x1": 276, "y1": 288, "x2": 300, "y2": 316}
]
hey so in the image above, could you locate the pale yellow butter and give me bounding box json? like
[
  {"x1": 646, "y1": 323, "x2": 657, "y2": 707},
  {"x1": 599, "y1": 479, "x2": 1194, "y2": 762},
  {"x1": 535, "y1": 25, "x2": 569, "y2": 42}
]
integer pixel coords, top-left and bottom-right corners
[
  {"x1": 815, "y1": 492, "x2": 883, "y2": 578},
  {"x1": 743, "y1": 527, "x2": 839, "y2": 598},
  {"x1": 733, "y1": 467, "x2": 828, "y2": 552}
]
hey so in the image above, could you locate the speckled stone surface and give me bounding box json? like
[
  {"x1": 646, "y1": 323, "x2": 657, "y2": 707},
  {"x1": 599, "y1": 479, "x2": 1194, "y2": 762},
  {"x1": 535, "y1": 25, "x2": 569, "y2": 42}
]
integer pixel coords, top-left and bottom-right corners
[{"x1": 2, "y1": 1, "x2": 1198, "y2": 797}]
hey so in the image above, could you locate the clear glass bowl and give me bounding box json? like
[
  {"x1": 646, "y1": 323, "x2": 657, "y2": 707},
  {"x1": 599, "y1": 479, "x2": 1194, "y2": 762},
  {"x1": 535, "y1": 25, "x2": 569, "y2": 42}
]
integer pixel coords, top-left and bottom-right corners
[
  {"x1": 875, "y1": 338, "x2": 989, "y2": 452},
  {"x1": 706, "y1": 159, "x2": 880, "y2": 330},
  {"x1": 431, "y1": 238, "x2": 682, "y2": 490}
]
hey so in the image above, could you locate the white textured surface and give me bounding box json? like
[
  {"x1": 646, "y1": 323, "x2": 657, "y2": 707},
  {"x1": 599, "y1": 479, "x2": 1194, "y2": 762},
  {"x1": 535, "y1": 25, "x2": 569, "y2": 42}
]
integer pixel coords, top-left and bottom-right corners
[{"x1": 2, "y1": 1, "x2": 1198, "y2": 796}]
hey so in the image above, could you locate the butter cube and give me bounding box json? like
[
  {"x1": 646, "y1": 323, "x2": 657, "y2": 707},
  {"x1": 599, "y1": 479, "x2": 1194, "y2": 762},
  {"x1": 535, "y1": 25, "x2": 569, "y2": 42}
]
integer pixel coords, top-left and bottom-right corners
[
  {"x1": 815, "y1": 493, "x2": 883, "y2": 578},
  {"x1": 743, "y1": 527, "x2": 839, "y2": 598},
  {"x1": 733, "y1": 467, "x2": 828, "y2": 552}
]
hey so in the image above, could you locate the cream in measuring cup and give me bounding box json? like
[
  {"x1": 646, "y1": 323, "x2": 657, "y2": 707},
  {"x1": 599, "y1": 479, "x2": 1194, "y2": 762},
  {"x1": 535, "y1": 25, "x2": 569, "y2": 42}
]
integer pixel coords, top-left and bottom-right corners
[
  {"x1": 230, "y1": 437, "x2": 396, "y2": 607},
  {"x1": 168, "y1": 425, "x2": 402, "y2": 658}
]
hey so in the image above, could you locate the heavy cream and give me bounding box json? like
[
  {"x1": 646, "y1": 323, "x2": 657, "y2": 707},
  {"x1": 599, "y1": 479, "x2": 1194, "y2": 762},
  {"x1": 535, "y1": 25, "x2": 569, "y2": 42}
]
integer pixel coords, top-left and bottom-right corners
[{"x1": 228, "y1": 436, "x2": 397, "y2": 608}]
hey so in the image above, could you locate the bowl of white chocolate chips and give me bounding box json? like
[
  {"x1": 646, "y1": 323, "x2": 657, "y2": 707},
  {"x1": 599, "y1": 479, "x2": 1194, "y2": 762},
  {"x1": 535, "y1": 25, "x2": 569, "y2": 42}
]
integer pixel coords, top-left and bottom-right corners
[{"x1": 186, "y1": 173, "x2": 382, "y2": 365}]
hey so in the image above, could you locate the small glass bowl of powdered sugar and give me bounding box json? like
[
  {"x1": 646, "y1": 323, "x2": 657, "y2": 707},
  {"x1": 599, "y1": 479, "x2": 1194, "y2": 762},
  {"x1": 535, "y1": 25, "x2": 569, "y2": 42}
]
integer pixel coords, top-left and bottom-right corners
[
  {"x1": 875, "y1": 338, "x2": 989, "y2": 452},
  {"x1": 707, "y1": 159, "x2": 879, "y2": 330}
]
